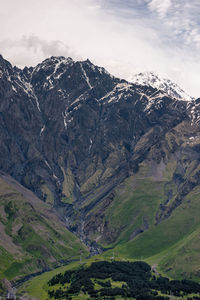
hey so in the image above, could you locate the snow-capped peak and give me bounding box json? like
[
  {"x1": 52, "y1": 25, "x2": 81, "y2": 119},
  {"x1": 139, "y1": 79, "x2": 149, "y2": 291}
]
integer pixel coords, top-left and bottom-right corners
[
  {"x1": 33, "y1": 56, "x2": 74, "y2": 73},
  {"x1": 31, "y1": 56, "x2": 75, "y2": 91},
  {"x1": 128, "y1": 71, "x2": 193, "y2": 102}
]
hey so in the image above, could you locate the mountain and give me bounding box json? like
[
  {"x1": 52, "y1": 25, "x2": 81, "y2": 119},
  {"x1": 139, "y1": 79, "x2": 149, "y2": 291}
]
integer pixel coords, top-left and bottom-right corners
[
  {"x1": 0, "y1": 54, "x2": 200, "y2": 282},
  {"x1": 129, "y1": 71, "x2": 194, "y2": 101}
]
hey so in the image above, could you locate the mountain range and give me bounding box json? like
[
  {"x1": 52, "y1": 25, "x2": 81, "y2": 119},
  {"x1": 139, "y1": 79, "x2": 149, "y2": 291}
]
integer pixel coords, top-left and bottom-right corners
[{"x1": 0, "y1": 54, "x2": 200, "y2": 288}]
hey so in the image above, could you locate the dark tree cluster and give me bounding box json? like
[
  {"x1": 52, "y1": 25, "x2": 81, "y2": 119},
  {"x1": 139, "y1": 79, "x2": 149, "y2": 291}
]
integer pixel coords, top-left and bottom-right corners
[
  {"x1": 48, "y1": 270, "x2": 73, "y2": 286},
  {"x1": 47, "y1": 261, "x2": 200, "y2": 299}
]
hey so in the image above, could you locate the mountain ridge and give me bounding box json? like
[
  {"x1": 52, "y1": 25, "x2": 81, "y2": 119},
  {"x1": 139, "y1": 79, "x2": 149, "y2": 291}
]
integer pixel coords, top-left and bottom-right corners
[
  {"x1": 129, "y1": 71, "x2": 194, "y2": 101},
  {"x1": 0, "y1": 54, "x2": 200, "y2": 282}
]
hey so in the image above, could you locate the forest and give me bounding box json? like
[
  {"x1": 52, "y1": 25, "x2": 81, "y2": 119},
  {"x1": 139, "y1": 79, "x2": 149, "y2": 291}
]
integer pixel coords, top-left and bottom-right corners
[{"x1": 47, "y1": 261, "x2": 200, "y2": 299}]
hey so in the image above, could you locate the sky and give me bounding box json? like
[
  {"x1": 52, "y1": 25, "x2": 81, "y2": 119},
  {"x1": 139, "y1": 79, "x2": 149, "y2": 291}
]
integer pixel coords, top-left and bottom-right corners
[{"x1": 1, "y1": 0, "x2": 200, "y2": 97}]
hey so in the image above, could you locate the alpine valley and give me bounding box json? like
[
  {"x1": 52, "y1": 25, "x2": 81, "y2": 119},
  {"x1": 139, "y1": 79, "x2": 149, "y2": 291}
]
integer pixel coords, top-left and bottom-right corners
[{"x1": 0, "y1": 54, "x2": 200, "y2": 296}]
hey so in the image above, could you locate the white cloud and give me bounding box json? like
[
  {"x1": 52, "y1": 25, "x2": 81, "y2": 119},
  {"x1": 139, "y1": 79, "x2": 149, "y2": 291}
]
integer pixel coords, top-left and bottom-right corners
[
  {"x1": 0, "y1": 0, "x2": 200, "y2": 97},
  {"x1": 0, "y1": 36, "x2": 80, "y2": 67},
  {"x1": 148, "y1": 0, "x2": 172, "y2": 18}
]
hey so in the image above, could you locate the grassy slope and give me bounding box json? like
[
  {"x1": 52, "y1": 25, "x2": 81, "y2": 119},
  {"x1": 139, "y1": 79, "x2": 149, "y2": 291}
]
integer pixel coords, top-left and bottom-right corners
[
  {"x1": 102, "y1": 177, "x2": 165, "y2": 246},
  {"x1": 0, "y1": 175, "x2": 88, "y2": 282},
  {"x1": 103, "y1": 183, "x2": 200, "y2": 281},
  {"x1": 18, "y1": 261, "x2": 79, "y2": 299},
  {"x1": 148, "y1": 187, "x2": 200, "y2": 281},
  {"x1": 95, "y1": 157, "x2": 175, "y2": 247},
  {"x1": 91, "y1": 153, "x2": 200, "y2": 281},
  {"x1": 19, "y1": 257, "x2": 100, "y2": 299}
]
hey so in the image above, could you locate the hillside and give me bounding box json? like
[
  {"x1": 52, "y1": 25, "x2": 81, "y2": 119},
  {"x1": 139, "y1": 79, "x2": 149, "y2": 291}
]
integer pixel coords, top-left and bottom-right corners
[{"x1": 0, "y1": 173, "x2": 88, "y2": 293}]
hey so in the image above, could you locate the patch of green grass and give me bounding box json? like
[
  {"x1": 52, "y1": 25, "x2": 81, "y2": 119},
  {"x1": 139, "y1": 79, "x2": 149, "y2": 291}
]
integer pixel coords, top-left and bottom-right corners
[
  {"x1": 5, "y1": 219, "x2": 13, "y2": 236},
  {"x1": 109, "y1": 185, "x2": 200, "y2": 281},
  {"x1": 41, "y1": 184, "x2": 54, "y2": 205},
  {"x1": 60, "y1": 195, "x2": 73, "y2": 204},
  {"x1": 61, "y1": 167, "x2": 74, "y2": 204},
  {"x1": 100, "y1": 177, "x2": 165, "y2": 247},
  {"x1": 0, "y1": 247, "x2": 14, "y2": 279},
  {"x1": 18, "y1": 261, "x2": 80, "y2": 300},
  {"x1": 162, "y1": 159, "x2": 177, "y2": 181},
  {"x1": 159, "y1": 228, "x2": 200, "y2": 281},
  {"x1": 4, "y1": 261, "x2": 30, "y2": 279}
]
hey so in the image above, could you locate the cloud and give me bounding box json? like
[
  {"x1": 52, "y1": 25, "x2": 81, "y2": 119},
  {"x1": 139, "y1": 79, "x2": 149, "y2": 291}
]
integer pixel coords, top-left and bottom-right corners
[
  {"x1": 146, "y1": 0, "x2": 200, "y2": 50},
  {"x1": 98, "y1": 0, "x2": 200, "y2": 97},
  {"x1": 0, "y1": 36, "x2": 80, "y2": 67},
  {"x1": 0, "y1": 0, "x2": 200, "y2": 97},
  {"x1": 148, "y1": 0, "x2": 172, "y2": 18}
]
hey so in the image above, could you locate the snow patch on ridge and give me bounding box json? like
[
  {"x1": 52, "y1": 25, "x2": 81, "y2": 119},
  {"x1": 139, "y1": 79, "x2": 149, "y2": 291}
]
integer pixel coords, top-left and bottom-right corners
[
  {"x1": 12, "y1": 73, "x2": 41, "y2": 112},
  {"x1": 46, "y1": 57, "x2": 73, "y2": 84},
  {"x1": 99, "y1": 82, "x2": 133, "y2": 104},
  {"x1": 40, "y1": 125, "x2": 45, "y2": 136},
  {"x1": 187, "y1": 100, "x2": 200, "y2": 126},
  {"x1": 33, "y1": 56, "x2": 74, "y2": 91},
  {"x1": 79, "y1": 63, "x2": 93, "y2": 89},
  {"x1": 129, "y1": 71, "x2": 193, "y2": 102}
]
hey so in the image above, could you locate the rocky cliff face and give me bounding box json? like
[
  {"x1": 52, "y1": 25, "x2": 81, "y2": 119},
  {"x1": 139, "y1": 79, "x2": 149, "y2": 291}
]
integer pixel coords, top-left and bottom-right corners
[{"x1": 0, "y1": 54, "x2": 200, "y2": 250}]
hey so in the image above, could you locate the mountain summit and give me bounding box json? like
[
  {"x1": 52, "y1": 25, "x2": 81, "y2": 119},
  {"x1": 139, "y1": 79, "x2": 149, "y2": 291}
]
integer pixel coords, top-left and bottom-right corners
[{"x1": 129, "y1": 71, "x2": 193, "y2": 101}]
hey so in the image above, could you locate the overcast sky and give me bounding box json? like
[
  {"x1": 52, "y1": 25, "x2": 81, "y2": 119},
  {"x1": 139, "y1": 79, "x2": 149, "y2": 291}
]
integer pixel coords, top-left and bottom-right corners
[{"x1": 1, "y1": 0, "x2": 200, "y2": 97}]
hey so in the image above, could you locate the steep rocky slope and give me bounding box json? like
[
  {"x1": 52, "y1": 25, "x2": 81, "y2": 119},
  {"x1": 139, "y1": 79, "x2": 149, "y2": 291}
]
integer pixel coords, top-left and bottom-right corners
[{"x1": 0, "y1": 54, "x2": 200, "y2": 279}]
